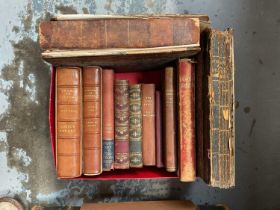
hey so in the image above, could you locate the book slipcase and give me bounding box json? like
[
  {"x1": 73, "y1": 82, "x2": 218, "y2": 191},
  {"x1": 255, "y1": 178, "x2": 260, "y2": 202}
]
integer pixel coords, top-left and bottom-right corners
[{"x1": 44, "y1": 15, "x2": 235, "y2": 187}]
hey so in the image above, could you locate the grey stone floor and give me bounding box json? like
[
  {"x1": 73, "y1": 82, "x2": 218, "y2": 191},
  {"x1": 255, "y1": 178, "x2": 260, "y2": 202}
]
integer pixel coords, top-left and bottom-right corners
[{"x1": 0, "y1": 0, "x2": 279, "y2": 209}]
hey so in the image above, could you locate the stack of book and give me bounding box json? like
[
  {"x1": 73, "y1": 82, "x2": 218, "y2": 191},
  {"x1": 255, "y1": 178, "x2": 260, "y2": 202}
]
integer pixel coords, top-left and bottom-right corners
[{"x1": 40, "y1": 14, "x2": 235, "y2": 188}]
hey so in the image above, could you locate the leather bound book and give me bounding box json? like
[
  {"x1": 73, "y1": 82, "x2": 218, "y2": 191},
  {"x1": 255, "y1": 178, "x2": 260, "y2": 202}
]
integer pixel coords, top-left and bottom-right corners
[
  {"x1": 163, "y1": 67, "x2": 177, "y2": 172},
  {"x1": 142, "y1": 84, "x2": 156, "y2": 166},
  {"x1": 205, "y1": 29, "x2": 235, "y2": 188},
  {"x1": 178, "y1": 59, "x2": 196, "y2": 182},
  {"x1": 40, "y1": 17, "x2": 200, "y2": 50},
  {"x1": 114, "y1": 80, "x2": 130, "y2": 169},
  {"x1": 155, "y1": 91, "x2": 164, "y2": 168},
  {"x1": 56, "y1": 67, "x2": 82, "y2": 178},
  {"x1": 83, "y1": 66, "x2": 102, "y2": 175},
  {"x1": 102, "y1": 69, "x2": 114, "y2": 171},
  {"x1": 129, "y1": 84, "x2": 143, "y2": 168}
]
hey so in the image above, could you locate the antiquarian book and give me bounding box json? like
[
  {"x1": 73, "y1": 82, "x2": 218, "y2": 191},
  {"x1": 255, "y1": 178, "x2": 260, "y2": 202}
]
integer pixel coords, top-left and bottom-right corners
[
  {"x1": 81, "y1": 200, "x2": 196, "y2": 210},
  {"x1": 114, "y1": 80, "x2": 130, "y2": 169},
  {"x1": 102, "y1": 69, "x2": 114, "y2": 171},
  {"x1": 178, "y1": 59, "x2": 196, "y2": 182},
  {"x1": 163, "y1": 67, "x2": 177, "y2": 172},
  {"x1": 83, "y1": 66, "x2": 102, "y2": 175},
  {"x1": 155, "y1": 91, "x2": 164, "y2": 168},
  {"x1": 39, "y1": 17, "x2": 200, "y2": 50},
  {"x1": 129, "y1": 84, "x2": 143, "y2": 168},
  {"x1": 142, "y1": 84, "x2": 156, "y2": 166},
  {"x1": 204, "y1": 29, "x2": 235, "y2": 188},
  {"x1": 56, "y1": 67, "x2": 82, "y2": 178}
]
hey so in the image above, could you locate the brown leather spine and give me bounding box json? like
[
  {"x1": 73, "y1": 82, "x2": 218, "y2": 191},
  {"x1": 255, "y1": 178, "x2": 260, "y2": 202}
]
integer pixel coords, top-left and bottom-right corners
[
  {"x1": 114, "y1": 80, "x2": 130, "y2": 169},
  {"x1": 102, "y1": 69, "x2": 114, "y2": 171},
  {"x1": 56, "y1": 67, "x2": 82, "y2": 178},
  {"x1": 155, "y1": 91, "x2": 164, "y2": 168},
  {"x1": 39, "y1": 17, "x2": 200, "y2": 50},
  {"x1": 83, "y1": 66, "x2": 102, "y2": 175},
  {"x1": 142, "y1": 84, "x2": 156, "y2": 166},
  {"x1": 163, "y1": 67, "x2": 177, "y2": 172},
  {"x1": 178, "y1": 59, "x2": 196, "y2": 182}
]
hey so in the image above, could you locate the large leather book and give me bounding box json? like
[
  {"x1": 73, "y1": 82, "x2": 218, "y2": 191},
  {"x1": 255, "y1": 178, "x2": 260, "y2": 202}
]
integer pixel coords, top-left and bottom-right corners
[
  {"x1": 129, "y1": 84, "x2": 143, "y2": 168},
  {"x1": 39, "y1": 17, "x2": 200, "y2": 50},
  {"x1": 155, "y1": 91, "x2": 164, "y2": 168},
  {"x1": 142, "y1": 84, "x2": 156, "y2": 166},
  {"x1": 83, "y1": 66, "x2": 102, "y2": 175},
  {"x1": 81, "y1": 200, "x2": 196, "y2": 210},
  {"x1": 203, "y1": 29, "x2": 235, "y2": 188},
  {"x1": 55, "y1": 67, "x2": 82, "y2": 178},
  {"x1": 163, "y1": 67, "x2": 177, "y2": 172},
  {"x1": 178, "y1": 59, "x2": 196, "y2": 182},
  {"x1": 102, "y1": 69, "x2": 114, "y2": 171},
  {"x1": 114, "y1": 80, "x2": 130, "y2": 169}
]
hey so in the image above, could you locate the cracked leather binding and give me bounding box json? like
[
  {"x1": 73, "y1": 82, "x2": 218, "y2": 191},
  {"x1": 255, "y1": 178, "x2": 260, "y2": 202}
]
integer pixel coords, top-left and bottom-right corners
[
  {"x1": 205, "y1": 29, "x2": 235, "y2": 188},
  {"x1": 163, "y1": 67, "x2": 177, "y2": 172},
  {"x1": 129, "y1": 84, "x2": 143, "y2": 168},
  {"x1": 178, "y1": 59, "x2": 196, "y2": 182},
  {"x1": 56, "y1": 67, "x2": 82, "y2": 178},
  {"x1": 142, "y1": 84, "x2": 156, "y2": 166},
  {"x1": 83, "y1": 66, "x2": 102, "y2": 175},
  {"x1": 102, "y1": 69, "x2": 114, "y2": 171},
  {"x1": 114, "y1": 80, "x2": 130, "y2": 169},
  {"x1": 39, "y1": 17, "x2": 200, "y2": 50}
]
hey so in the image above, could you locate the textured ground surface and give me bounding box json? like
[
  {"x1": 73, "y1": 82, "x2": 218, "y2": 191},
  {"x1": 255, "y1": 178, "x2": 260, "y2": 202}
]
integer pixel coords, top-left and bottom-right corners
[{"x1": 0, "y1": 0, "x2": 279, "y2": 209}]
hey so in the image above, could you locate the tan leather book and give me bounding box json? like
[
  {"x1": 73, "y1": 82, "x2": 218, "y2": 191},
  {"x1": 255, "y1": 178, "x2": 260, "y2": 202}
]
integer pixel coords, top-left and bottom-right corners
[
  {"x1": 163, "y1": 67, "x2": 177, "y2": 172},
  {"x1": 102, "y1": 69, "x2": 114, "y2": 171},
  {"x1": 142, "y1": 84, "x2": 156, "y2": 166},
  {"x1": 178, "y1": 59, "x2": 196, "y2": 182},
  {"x1": 83, "y1": 66, "x2": 102, "y2": 175},
  {"x1": 39, "y1": 17, "x2": 200, "y2": 50},
  {"x1": 81, "y1": 200, "x2": 196, "y2": 210},
  {"x1": 56, "y1": 67, "x2": 82, "y2": 178}
]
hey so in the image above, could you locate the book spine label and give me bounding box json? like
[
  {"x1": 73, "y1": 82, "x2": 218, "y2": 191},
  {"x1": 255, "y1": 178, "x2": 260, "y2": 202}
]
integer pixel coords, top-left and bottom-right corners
[
  {"x1": 102, "y1": 69, "x2": 114, "y2": 171},
  {"x1": 83, "y1": 66, "x2": 102, "y2": 175},
  {"x1": 155, "y1": 91, "x2": 164, "y2": 168},
  {"x1": 129, "y1": 84, "x2": 143, "y2": 168},
  {"x1": 56, "y1": 67, "x2": 82, "y2": 178},
  {"x1": 163, "y1": 67, "x2": 177, "y2": 172},
  {"x1": 114, "y1": 80, "x2": 130, "y2": 169},
  {"x1": 178, "y1": 59, "x2": 196, "y2": 182},
  {"x1": 142, "y1": 84, "x2": 156, "y2": 166}
]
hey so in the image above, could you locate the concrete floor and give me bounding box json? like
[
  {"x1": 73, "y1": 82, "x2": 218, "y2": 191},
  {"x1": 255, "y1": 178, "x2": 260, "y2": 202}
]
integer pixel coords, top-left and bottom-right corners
[{"x1": 0, "y1": 0, "x2": 279, "y2": 209}]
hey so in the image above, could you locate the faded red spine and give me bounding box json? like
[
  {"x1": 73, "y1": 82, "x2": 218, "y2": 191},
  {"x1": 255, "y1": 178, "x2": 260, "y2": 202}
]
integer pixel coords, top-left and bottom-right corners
[{"x1": 178, "y1": 59, "x2": 196, "y2": 182}]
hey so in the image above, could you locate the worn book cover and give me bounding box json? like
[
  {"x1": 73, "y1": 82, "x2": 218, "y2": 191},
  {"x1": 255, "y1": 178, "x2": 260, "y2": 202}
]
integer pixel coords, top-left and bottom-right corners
[{"x1": 203, "y1": 29, "x2": 235, "y2": 188}]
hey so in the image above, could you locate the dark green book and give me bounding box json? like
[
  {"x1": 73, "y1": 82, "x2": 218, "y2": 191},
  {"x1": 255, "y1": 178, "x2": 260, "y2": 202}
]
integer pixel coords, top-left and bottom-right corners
[{"x1": 129, "y1": 84, "x2": 143, "y2": 168}]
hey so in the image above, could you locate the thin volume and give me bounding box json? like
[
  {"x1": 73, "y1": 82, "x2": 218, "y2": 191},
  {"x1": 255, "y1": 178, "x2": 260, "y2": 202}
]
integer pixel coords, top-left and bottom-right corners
[
  {"x1": 55, "y1": 67, "x2": 82, "y2": 178},
  {"x1": 178, "y1": 59, "x2": 196, "y2": 182},
  {"x1": 102, "y1": 69, "x2": 114, "y2": 171},
  {"x1": 114, "y1": 80, "x2": 130, "y2": 169},
  {"x1": 163, "y1": 67, "x2": 177, "y2": 172},
  {"x1": 129, "y1": 84, "x2": 143, "y2": 168},
  {"x1": 142, "y1": 84, "x2": 156, "y2": 166},
  {"x1": 155, "y1": 91, "x2": 164, "y2": 168},
  {"x1": 83, "y1": 66, "x2": 102, "y2": 175}
]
